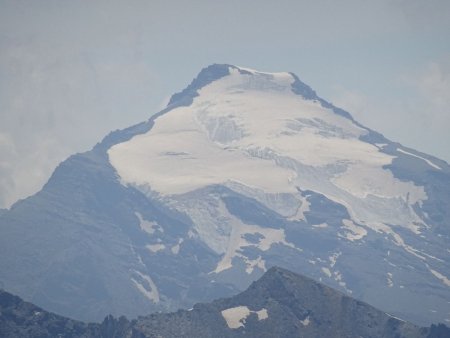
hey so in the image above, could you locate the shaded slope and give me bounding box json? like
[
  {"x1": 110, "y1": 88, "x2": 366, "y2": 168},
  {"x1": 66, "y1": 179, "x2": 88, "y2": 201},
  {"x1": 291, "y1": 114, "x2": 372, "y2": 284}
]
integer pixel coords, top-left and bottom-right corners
[{"x1": 2, "y1": 268, "x2": 449, "y2": 338}]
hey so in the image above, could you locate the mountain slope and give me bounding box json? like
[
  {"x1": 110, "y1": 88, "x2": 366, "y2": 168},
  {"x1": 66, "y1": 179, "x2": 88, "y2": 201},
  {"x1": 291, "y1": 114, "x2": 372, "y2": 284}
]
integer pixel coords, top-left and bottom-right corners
[
  {"x1": 3, "y1": 267, "x2": 449, "y2": 338},
  {"x1": 133, "y1": 267, "x2": 431, "y2": 338},
  {"x1": 0, "y1": 288, "x2": 134, "y2": 337},
  {"x1": 0, "y1": 64, "x2": 449, "y2": 324}
]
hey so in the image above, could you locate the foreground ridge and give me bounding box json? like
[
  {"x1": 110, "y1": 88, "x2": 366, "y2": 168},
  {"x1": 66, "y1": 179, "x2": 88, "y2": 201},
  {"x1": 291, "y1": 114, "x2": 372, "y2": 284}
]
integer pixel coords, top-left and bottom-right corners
[{"x1": 1, "y1": 267, "x2": 449, "y2": 338}]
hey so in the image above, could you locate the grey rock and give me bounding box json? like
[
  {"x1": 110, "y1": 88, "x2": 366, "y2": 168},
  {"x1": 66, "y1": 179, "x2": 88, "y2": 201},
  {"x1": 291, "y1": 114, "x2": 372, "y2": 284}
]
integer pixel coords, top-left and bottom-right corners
[{"x1": 2, "y1": 268, "x2": 449, "y2": 338}]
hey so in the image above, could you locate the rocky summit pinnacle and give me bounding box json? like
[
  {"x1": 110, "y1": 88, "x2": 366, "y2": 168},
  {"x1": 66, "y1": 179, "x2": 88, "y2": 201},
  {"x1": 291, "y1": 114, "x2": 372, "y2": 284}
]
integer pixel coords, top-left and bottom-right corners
[{"x1": 0, "y1": 64, "x2": 449, "y2": 325}]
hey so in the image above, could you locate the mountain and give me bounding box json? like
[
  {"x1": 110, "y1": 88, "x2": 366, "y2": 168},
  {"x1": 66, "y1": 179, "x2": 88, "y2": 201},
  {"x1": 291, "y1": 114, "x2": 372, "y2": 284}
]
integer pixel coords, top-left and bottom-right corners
[
  {"x1": 131, "y1": 267, "x2": 431, "y2": 338},
  {"x1": 0, "y1": 288, "x2": 133, "y2": 337},
  {"x1": 0, "y1": 64, "x2": 449, "y2": 324},
  {"x1": 2, "y1": 267, "x2": 449, "y2": 338}
]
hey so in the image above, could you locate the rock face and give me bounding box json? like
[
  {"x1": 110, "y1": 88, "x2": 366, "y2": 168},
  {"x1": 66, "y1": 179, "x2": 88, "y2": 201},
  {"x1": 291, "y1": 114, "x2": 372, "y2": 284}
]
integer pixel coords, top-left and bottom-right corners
[
  {"x1": 2, "y1": 267, "x2": 448, "y2": 338},
  {"x1": 0, "y1": 64, "x2": 449, "y2": 324},
  {"x1": 0, "y1": 289, "x2": 96, "y2": 337},
  {"x1": 133, "y1": 267, "x2": 432, "y2": 338},
  {"x1": 0, "y1": 290, "x2": 139, "y2": 338}
]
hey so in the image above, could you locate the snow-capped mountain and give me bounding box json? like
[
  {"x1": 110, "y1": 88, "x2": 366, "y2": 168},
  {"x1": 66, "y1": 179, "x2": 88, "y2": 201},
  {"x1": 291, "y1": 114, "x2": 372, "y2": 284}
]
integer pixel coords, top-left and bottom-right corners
[{"x1": 0, "y1": 64, "x2": 449, "y2": 325}]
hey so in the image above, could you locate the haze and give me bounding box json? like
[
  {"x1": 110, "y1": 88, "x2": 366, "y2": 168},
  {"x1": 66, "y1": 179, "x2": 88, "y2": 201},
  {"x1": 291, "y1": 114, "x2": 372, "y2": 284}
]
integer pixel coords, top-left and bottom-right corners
[{"x1": 0, "y1": 0, "x2": 449, "y2": 208}]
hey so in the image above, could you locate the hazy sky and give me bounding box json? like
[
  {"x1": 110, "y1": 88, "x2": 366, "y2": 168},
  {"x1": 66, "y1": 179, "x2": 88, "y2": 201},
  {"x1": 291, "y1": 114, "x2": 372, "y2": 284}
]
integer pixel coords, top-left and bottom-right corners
[{"x1": 1, "y1": 0, "x2": 449, "y2": 208}]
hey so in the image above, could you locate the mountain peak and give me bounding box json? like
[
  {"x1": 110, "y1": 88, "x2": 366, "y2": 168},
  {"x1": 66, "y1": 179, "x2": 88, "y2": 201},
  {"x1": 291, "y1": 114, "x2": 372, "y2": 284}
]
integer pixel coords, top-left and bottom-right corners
[
  {"x1": 1, "y1": 63, "x2": 449, "y2": 326},
  {"x1": 167, "y1": 63, "x2": 297, "y2": 107}
]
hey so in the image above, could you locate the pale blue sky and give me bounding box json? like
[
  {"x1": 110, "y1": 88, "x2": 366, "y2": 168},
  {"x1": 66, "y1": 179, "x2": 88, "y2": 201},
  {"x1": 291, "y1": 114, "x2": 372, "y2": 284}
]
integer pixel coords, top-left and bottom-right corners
[{"x1": 0, "y1": 0, "x2": 449, "y2": 208}]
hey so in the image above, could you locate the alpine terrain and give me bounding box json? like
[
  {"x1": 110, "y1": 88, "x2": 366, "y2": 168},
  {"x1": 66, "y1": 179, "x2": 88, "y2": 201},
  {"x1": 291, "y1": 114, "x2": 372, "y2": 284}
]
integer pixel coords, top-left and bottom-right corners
[
  {"x1": 0, "y1": 64, "x2": 449, "y2": 325},
  {"x1": 2, "y1": 267, "x2": 449, "y2": 337}
]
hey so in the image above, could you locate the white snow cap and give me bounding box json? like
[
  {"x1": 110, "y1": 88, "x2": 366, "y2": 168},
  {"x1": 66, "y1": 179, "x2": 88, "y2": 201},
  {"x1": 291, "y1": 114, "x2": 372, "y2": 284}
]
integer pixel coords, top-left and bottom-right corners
[{"x1": 108, "y1": 65, "x2": 427, "y2": 253}]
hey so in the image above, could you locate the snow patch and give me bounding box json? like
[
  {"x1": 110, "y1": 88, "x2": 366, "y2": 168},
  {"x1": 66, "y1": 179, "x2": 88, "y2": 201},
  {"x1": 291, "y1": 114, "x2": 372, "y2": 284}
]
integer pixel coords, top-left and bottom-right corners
[
  {"x1": 135, "y1": 212, "x2": 161, "y2": 234},
  {"x1": 171, "y1": 194, "x2": 297, "y2": 274},
  {"x1": 171, "y1": 238, "x2": 183, "y2": 254},
  {"x1": 256, "y1": 308, "x2": 268, "y2": 320},
  {"x1": 321, "y1": 267, "x2": 332, "y2": 278},
  {"x1": 340, "y1": 219, "x2": 367, "y2": 241},
  {"x1": 333, "y1": 270, "x2": 352, "y2": 293},
  {"x1": 386, "y1": 313, "x2": 405, "y2": 322},
  {"x1": 427, "y1": 265, "x2": 450, "y2": 287},
  {"x1": 222, "y1": 306, "x2": 251, "y2": 329},
  {"x1": 131, "y1": 270, "x2": 160, "y2": 303},
  {"x1": 329, "y1": 251, "x2": 341, "y2": 267},
  {"x1": 387, "y1": 272, "x2": 394, "y2": 287},
  {"x1": 221, "y1": 306, "x2": 268, "y2": 329},
  {"x1": 369, "y1": 222, "x2": 426, "y2": 260},
  {"x1": 244, "y1": 256, "x2": 266, "y2": 275},
  {"x1": 397, "y1": 148, "x2": 442, "y2": 170},
  {"x1": 146, "y1": 243, "x2": 165, "y2": 253},
  {"x1": 212, "y1": 205, "x2": 296, "y2": 274},
  {"x1": 300, "y1": 316, "x2": 310, "y2": 326}
]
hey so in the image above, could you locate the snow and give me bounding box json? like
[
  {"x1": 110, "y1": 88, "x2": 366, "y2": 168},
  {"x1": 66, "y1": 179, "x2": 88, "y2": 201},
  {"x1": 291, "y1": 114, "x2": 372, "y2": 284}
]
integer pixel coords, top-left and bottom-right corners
[
  {"x1": 212, "y1": 206, "x2": 296, "y2": 273},
  {"x1": 397, "y1": 148, "x2": 442, "y2": 170},
  {"x1": 312, "y1": 223, "x2": 328, "y2": 228},
  {"x1": 367, "y1": 221, "x2": 426, "y2": 260},
  {"x1": 170, "y1": 192, "x2": 297, "y2": 274},
  {"x1": 146, "y1": 243, "x2": 165, "y2": 253},
  {"x1": 321, "y1": 267, "x2": 332, "y2": 278},
  {"x1": 108, "y1": 65, "x2": 430, "y2": 260},
  {"x1": 387, "y1": 272, "x2": 394, "y2": 287},
  {"x1": 427, "y1": 265, "x2": 450, "y2": 287},
  {"x1": 209, "y1": 199, "x2": 296, "y2": 274},
  {"x1": 333, "y1": 270, "x2": 351, "y2": 293},
  {"x1": 171, "y1": 238, "x2": 183, "y2": 254},
  {"x1": 221, "y1": 306, "x2": 251, "y2": 329},
  {"x1": 225, "y1": 181, "x2": 307, "y2": 220},
  {"x1": 300, "y1": 316, "x2": 310, "y2": 326},
  {"x1": 256, "y1": 308, "x2": 268, "y2": 320},
  {"x1": 135, "y1": 212, "x2": 161, "y2": 234},
  {"x1": 131, "y1": 270, "x2": 160, "y2": 303},
  {"x1": 386, "y1": 313, "x2": 405, "y2": 322},
  {"x1": 221, "y1": 306, "x2": 268, "y2": 329},
  {"x1": 329, "y1": 251, "x2": 341, "y2": 267},
  {"x1": 340, "y1": 219, "x2": 367, "y2": 241}
]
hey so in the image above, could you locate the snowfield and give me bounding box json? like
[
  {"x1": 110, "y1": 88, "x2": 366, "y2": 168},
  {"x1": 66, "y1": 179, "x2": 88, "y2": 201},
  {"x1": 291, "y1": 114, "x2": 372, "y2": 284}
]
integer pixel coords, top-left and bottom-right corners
[{"x1": 109, "y1": 66, "x2": 428, "y2": 259}]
